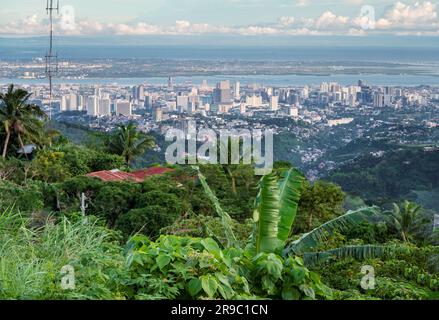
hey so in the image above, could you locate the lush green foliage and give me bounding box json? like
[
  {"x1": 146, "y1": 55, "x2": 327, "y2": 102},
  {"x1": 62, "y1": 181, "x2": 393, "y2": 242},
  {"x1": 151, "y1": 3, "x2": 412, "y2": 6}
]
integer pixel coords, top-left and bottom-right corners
[
  {"x1": 317, "y1": 244, "x2": 439, "y2": 300},
  {"x1": 124, "y1": 235, "x2": 332, "y2": 300},
  {"x1": 0, "y1": 210, "x2": 127, "y2": 300},
  {"x1": 327, "y1": 148, "x2": 439, "y2": 210}
]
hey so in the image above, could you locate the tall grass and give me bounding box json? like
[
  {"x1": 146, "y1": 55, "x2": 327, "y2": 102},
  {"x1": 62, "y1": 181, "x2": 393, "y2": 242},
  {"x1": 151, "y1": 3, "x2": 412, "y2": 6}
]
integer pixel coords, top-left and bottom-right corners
[{"x1": 0, "y1": 209, "x2": 127, "y2": 300}]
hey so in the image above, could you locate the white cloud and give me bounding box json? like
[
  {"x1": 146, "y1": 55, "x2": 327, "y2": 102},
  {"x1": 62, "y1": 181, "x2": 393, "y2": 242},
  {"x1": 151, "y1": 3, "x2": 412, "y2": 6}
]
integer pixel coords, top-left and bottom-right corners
[
  {"x1": 315, "y1": 11, "x2": 349, "y2": 29},
  {"x1": 376, "y1": 1, "x2": 437, "y2": 30},
  {"x1": 279, "y1": 16, "x2": 295, "y2": 27},
  {"x1": 0, "y1": 1, "x2": 437, "y2": 37}
]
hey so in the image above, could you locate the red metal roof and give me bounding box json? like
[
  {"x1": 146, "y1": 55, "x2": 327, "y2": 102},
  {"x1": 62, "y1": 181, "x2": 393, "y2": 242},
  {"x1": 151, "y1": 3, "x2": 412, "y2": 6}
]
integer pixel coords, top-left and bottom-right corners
[
  {"x1": 131, "y1": 167, "x2": 174, "y2": 180},
  {"x1": 86, "y1": 167, "x2": 173, "y2": 182}
]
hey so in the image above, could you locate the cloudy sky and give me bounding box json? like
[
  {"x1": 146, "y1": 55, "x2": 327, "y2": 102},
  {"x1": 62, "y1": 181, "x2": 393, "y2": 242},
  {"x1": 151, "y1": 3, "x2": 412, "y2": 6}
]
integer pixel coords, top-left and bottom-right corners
[{"x1": 0, "y1": 0, "x2": 437, "y2": 37}]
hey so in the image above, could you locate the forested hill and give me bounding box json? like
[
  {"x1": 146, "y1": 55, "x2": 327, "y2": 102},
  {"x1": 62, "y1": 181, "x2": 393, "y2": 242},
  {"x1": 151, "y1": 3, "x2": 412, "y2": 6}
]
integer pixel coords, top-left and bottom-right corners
[{"x1": 326, "y1": 147, "x2": 439, "y2": 210}]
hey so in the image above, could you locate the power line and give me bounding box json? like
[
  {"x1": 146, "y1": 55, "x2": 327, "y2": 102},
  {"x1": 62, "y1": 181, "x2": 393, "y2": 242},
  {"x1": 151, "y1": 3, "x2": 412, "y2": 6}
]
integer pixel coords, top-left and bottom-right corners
[{"x1": 45, "y1": 0, "x2": 59, "y2": 121}]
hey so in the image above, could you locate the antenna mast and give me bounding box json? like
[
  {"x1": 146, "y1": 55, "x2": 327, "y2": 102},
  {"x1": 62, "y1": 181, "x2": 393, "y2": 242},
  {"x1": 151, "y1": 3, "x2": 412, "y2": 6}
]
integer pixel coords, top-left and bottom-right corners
[{"x1": 45, "y1": 0, "x2": 59, "y2": 121}]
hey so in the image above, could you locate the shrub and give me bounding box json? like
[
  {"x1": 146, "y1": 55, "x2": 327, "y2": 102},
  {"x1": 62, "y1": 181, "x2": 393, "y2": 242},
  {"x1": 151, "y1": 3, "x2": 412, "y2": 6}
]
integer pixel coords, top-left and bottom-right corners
[
  {"x1": 124, "y1": 235, "x2": 333, "y2": 300},
  {"x1": 116, "y1": 206, "x2": 180, "y2": 238},
  {"x1": 0, "y1": 180, "x2": 44, "y2": 212}
]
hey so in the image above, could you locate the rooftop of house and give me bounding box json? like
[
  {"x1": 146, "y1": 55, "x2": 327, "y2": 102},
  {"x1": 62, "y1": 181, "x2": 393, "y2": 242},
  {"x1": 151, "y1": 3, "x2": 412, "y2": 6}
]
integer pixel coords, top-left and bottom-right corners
[{"x1": 86, "y1": 167, "x2": 174, "y2": 182}]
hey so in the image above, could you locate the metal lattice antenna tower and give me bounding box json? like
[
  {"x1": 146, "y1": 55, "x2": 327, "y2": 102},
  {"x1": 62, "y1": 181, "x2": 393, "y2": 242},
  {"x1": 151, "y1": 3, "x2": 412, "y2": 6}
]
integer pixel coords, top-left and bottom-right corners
[{"x1": 45, "y1": 0, "x2": 59, "y2": 121}]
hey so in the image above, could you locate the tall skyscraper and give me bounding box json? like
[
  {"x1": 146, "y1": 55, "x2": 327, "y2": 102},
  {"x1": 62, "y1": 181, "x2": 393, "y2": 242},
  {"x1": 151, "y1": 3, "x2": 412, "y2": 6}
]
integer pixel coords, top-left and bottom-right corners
[
  {"x1": 87, "y1": 96, "x2": 99, "y2": 116},
  {"x1": 98, "y1": 98, "x2": 111, "y2": 116},
  {"x1": 176, "y1": 95, "x2": 189, "y2": 112},
  {"x1": 69, "y1": 93, "x2": 78, "y2": 111},
  {"x1": 168, "y1": 77, "x2": 174, "y2": 91},
  {"x1": 213, "y1": 80, "x2": 231, "y2": 104},
  {"x1": 373, "y1": 92, "x2": 384, "y2": 107},
  {"x1": 153, "y1": 106, "x2": 163, "y2": 122},
  {"x1": 144, "y1": 95, "x2": 153, "y2": 112},
  {"x1": 270, "y1": 96, "x2": 279, "y2": 111},
  {"x1": 234, "y1": 82, "x2": 240, "y2": 99},
  {"x1": 60, "y1": 95, "x2": 68, "y2": 112}
]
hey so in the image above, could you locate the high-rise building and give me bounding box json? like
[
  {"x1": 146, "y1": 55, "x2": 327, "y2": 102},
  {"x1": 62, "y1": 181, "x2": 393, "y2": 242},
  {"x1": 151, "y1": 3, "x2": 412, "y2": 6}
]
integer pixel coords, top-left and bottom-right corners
[
  {"x1": 320, "y1": 82, "x2": 329, "y2": 93},
  {"x1": 98, "y1": 98, "x2": 111, "y2": 116},
  {"x1": 69, "y1": 93, "x2": 78, "y2": 111},
  {"x1": 60, "y1": 95, "x2": 68, "y2": 112},
  {"x1": 246, "y1": 94, "x2": 263, "y2": 107},
  {"x1": 153, "y1": 106, "x2": 163, "y2": 122},
  {"x1": 290, "y1": 93, "x2": 300, "y2": 106},
  {"x1": 176, "y1": 95, "x2": 189, "y2": 112},
  {"x1": 168, "y1": 77, "x2": 174, "y2": 91},
  {"x1": 132, "y1": 85, "x2": 144, "y2": 101},
  {"x1": 213, "y1": 80, "x2": 231, "y2": 104},
  {"x1": 234, "y1": 82, "x2": 240, "y2": 99},
  {"x1": 167, "y1": 101, "x2": 177, "y2": 112},
  {"x1": 373, "y1": 92, "x2": 384, "y2": 107},
  {"x1": 270, "y1": 96, "x2": 279, "y2": 111},
  {"x1": 348, "y1": 94, "x2": 357, "y2": 107},
  {"x1": 144, "y1": 95, "x2": 153, "y2": 112},
  {"x1": 78, "y1": 95, "x2": 85, "y2": 111},
  {"x1": 301, "y1": 86, "x2": 309, "y2": 99},
  {"x1": 187, "y1": 101, "x2": 196, "y2": 114},
  {"x1": 116, "y1": 100, "x2": 132, "y2": 116},
  {"x1": 87, "y1": 96, "x2": 99, "y2": 116}
]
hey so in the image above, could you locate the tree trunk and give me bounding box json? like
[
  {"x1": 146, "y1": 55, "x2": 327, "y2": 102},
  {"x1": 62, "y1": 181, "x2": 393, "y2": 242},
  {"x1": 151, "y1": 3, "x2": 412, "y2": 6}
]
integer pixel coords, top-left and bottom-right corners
[
  {"x1": 231, "y1": 176, "x2": 237, "y2": 195},
  {"x1": 17, "y1": 133, "x2": 28, "y2": 160},
  {"x1": 2, "y1": 131, "x2": 10, "y2": 158},
  {"x1": 307, "y1": 212, "x2": 313, "y2": 231},
  {"x1": 402, "y1": 231, "x2": 408, "y2": 243}
]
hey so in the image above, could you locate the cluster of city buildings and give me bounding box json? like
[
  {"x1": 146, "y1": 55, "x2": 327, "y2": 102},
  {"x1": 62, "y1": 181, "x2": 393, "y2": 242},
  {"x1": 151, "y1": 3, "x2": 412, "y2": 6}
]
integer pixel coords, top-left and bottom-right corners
[{"x1": 34, "y1": 78, "x2": 436, "y2": 124}]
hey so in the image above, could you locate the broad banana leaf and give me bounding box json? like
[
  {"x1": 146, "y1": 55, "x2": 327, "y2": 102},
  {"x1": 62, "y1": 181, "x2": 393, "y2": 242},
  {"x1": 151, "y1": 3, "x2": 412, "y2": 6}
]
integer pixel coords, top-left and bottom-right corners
[
  {"x1": 277, "y1": 168, "x2": 304, "y2": 242},
  {"x1": 303, "y1": 245, "x2": 386, "y2": 266},
  {"x1": 254, "y1": 173, "x2": 282, "y2": 253},
  {"x1": 284, "y1": 207, "x2": 380, "y2": 256}
]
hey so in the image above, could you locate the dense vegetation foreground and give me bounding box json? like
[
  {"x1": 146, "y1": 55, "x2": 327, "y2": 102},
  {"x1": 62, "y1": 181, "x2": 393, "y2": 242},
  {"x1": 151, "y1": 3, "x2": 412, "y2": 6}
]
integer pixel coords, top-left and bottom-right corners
[{"x1": 0, "y1": 85, "x2": 438, "y2": 300}]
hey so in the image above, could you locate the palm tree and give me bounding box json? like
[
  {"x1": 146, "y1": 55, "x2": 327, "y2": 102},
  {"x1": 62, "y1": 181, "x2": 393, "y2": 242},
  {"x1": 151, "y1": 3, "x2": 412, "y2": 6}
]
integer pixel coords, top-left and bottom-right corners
[
  {"x1": 389, "y1": 200, "x2": 422, "y2": 243},
  {"x1": 198, "y1": 167, "x2": 389, "y2": 265},
  {"x1": 108, "y1": 122, "x2": 155, "y2": 165},
  {"x1": 0, "y1": 84, "x2": 46, "y2": 159}
]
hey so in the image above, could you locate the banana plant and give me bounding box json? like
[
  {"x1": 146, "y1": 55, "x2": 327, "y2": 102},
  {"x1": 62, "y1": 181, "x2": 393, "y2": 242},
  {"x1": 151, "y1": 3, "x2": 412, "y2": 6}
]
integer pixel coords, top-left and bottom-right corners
[
  {"x1": 284, "y1": 207, "x2": 380, "y2": 256},
  {"x1": 252, "y1": 168, "x2": 304, "y2": 253},
  {"x1": 198, "y1": 167, "x2": 390, "y2": 265}
]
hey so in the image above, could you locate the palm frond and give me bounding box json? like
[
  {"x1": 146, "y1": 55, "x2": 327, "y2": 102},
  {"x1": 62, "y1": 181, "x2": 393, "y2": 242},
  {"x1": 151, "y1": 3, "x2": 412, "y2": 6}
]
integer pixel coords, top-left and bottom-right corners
[{"x1": 284, "y1": 207, "x2": 380, "y2": 256}]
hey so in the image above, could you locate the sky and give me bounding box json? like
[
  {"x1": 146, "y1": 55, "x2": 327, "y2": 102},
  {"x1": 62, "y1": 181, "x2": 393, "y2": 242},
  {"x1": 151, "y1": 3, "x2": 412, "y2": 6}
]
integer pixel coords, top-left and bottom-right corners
[{"x1": 0, "y1": 0, "x2": 437, "y2": 37}]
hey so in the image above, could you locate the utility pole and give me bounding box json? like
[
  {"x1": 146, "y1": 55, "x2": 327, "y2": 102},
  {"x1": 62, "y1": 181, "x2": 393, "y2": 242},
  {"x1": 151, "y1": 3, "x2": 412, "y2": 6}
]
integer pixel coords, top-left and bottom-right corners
[{"x1": 45, "y1": 0, "x2": 59, "y2": 121}]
